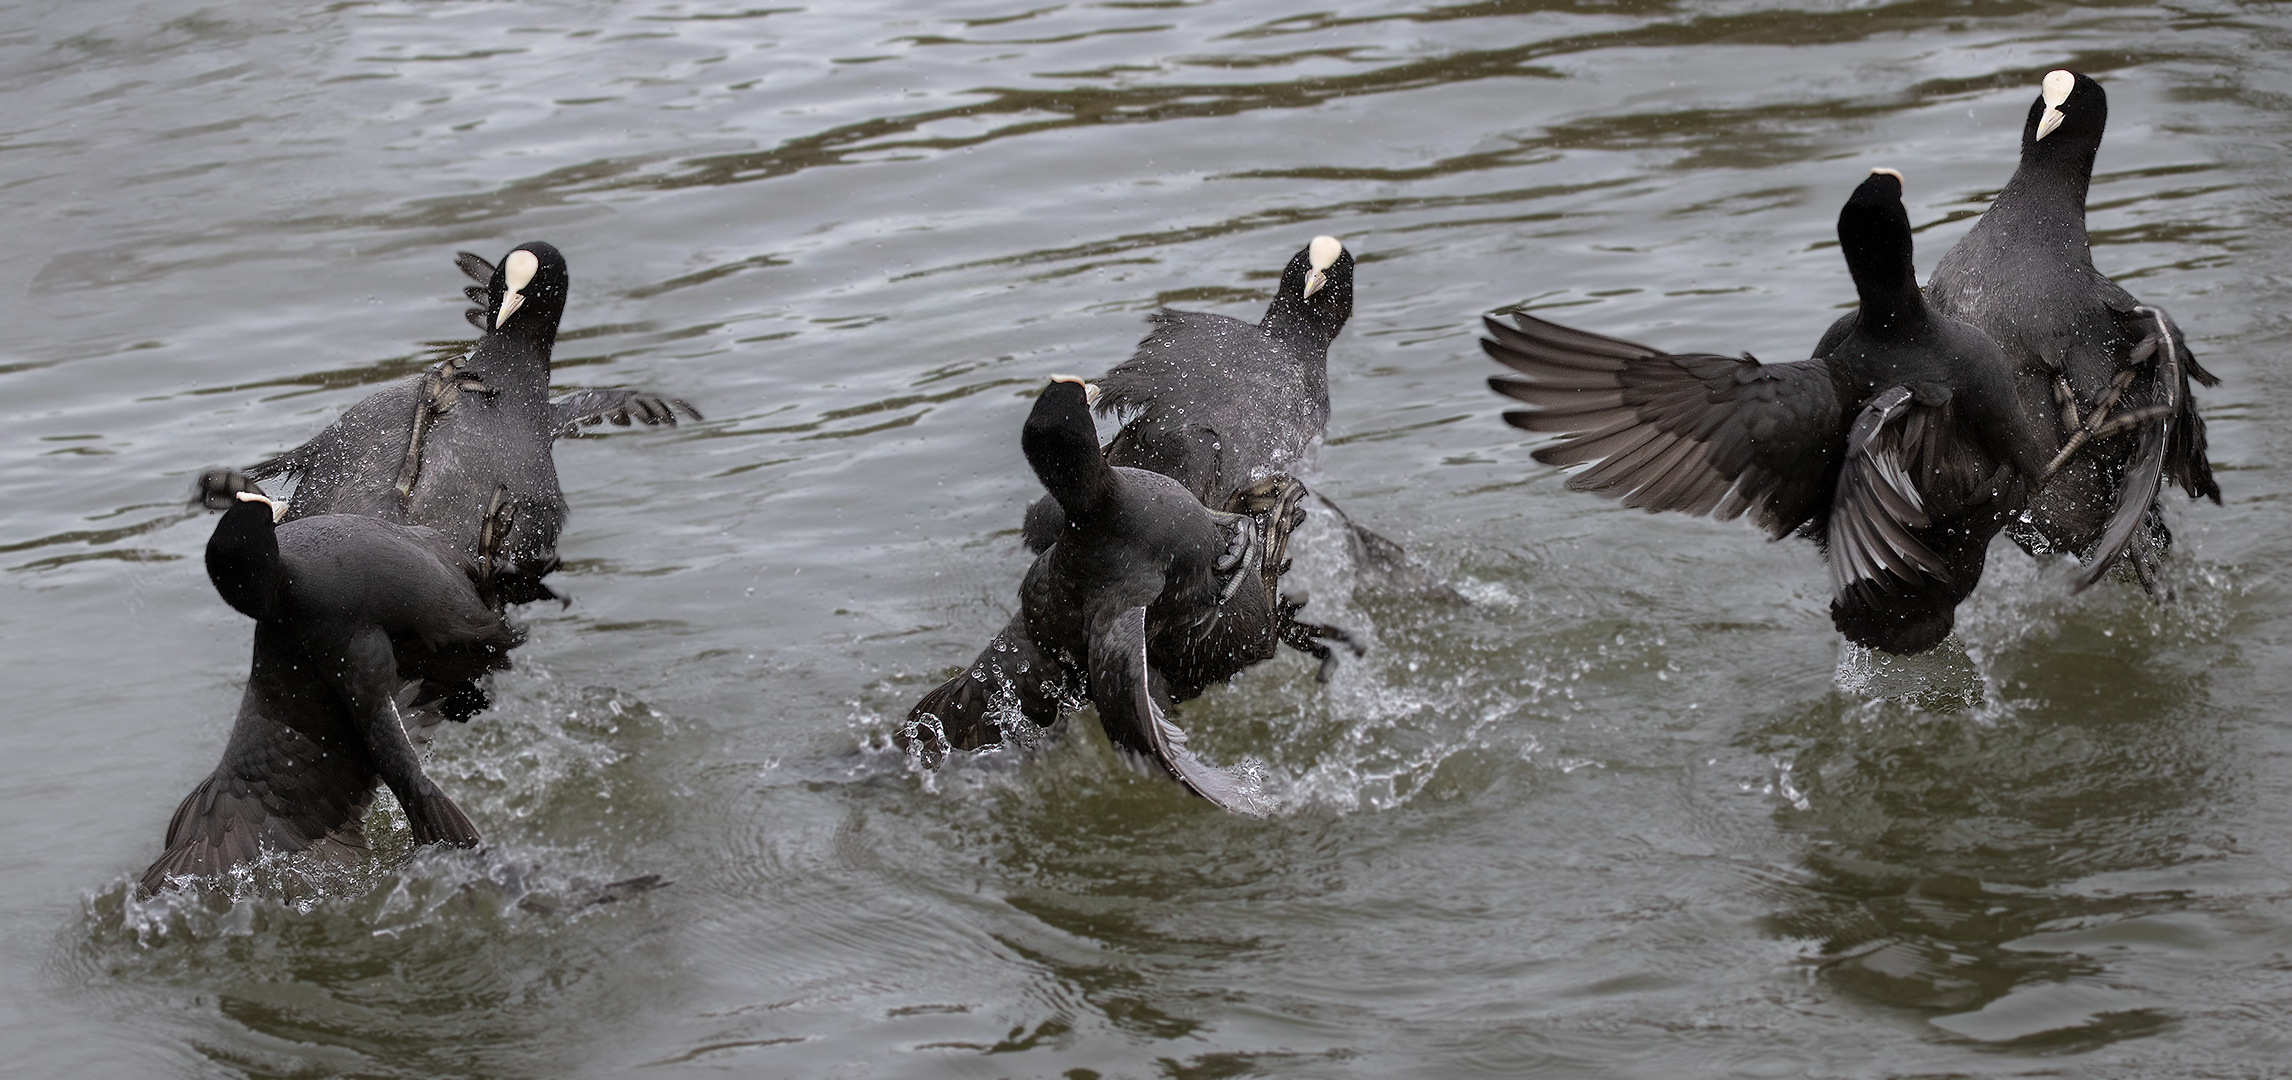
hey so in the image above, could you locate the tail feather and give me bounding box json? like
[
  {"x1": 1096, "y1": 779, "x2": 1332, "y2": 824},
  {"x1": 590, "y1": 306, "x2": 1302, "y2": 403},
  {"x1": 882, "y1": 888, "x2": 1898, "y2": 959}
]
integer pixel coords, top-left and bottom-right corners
[
  {"x1": 399, "y1": 784, "x2": 482, "y2": 848},
  {"x1": 139, "y1": 774, "x2": 372, "y2": 894}
]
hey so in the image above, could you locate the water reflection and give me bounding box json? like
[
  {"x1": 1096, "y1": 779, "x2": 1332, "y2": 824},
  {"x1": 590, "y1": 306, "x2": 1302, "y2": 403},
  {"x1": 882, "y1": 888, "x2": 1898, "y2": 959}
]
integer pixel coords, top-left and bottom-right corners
[
  {"x1": 1753, "y1": 610, "x2": 2233, "y2": 1045},
  {"x1": 64, "y1": 854, "x2": 679, "y2": 1079}
]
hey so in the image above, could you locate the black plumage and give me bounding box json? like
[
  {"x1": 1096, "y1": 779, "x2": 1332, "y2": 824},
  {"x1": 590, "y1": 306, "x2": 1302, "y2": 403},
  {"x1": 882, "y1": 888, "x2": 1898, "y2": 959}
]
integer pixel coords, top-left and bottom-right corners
[
  {"x1": 907, "y1": 378, "x2": 1301, "y2": 814},
  {"x1": 1926, "y1": 69, "x2": 2219, "y2": 595},
  {"x1": 1020, "y1": 235, "x2": 1376, "y2": 675},
  {"x1": 141, "y1": 471, "x2": 520, "y2": 894},
  {"x1": 247, "y1": 242, "x2": 699, "y2": 605},
  {"x1": 1486, "y1": 170, "x2": 2058, "y2": 654}
]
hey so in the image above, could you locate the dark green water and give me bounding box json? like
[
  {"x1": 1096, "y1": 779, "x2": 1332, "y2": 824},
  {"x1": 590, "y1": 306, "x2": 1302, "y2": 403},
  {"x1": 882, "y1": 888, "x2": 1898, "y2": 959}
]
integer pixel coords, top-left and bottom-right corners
[{"x1": 3, "y1": 1, "x2": 2288, "y2": 1076}]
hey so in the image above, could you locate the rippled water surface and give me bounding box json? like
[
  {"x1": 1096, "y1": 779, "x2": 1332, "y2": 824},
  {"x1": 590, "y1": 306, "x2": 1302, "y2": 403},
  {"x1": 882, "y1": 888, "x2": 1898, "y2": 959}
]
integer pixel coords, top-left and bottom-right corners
[{"x1": 5, "y1": 1, "x2": 2291, "y2": 1075}]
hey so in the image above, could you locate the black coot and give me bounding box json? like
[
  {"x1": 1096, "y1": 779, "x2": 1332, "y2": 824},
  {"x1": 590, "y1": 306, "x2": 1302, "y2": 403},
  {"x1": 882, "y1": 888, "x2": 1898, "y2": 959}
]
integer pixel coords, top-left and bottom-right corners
[
  {"x1": 141, "y1": 471, "x2": 520, "y2": 893},
  {"x1": 1486, "y1": 170, "x2": 2057, "y2": 654},
  {"x1": 247, "y1": 243, "x2": 697, "y2": 605},
  {"x1": 1926, "y1": 69, "x2": 2219, "y2": 595},
  {"x1": 1020, "y1": 236, "x2": 1379, "y2": 675},
  {"x1": 907, "y1": 378, "x2": 1302, "y2": 814}
]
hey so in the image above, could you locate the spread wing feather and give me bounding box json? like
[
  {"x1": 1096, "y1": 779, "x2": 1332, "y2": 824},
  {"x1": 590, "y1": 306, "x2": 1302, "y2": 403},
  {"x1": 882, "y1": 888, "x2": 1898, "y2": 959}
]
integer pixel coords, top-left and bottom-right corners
[
  {"x1": 455, "y1": 252, "x2": 495, "y2": 283},
  {"x1": 905, "y1": 616, "x2": 1075, "y2": 752},
  {"x1": 2074, "y1": 304, "x2": 2191, "y2": 592},
  {"x1": 1828, "y1": 386, "x2": 1951, "y2": 605},
  {"x1": 1089, "y1": 605, "x2": 1275, "y2": 816},
  {"x1": 549, "y1": 388, "x2": 703, "y2": 436},
  {"x1": 1483, "y1": 312, "x2": 1848, "y2": 538}
]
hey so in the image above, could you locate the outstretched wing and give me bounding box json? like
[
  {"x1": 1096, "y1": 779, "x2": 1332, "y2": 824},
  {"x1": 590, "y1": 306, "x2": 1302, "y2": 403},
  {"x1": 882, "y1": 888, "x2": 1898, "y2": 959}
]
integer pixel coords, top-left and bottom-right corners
[
  {"x1": 457, "y1": 251, "x2": 496, "y2": 331},
  {"x1": 1094, "y1": 308, "x2": 1311, "y2": 508},
  {"x1": 1088, "y1": 604, "x2": 1275, "y2": 816},
  {"x1": 2070, "y1": 302, "x2": 2217, "y2": 593},
  {"x1": 1484, "y1": 312, "x2": 1848, "y2": 539},
  {"x1": 139, "y1": 698, "x2": 377, "y2": 894},
  {"x1": 904, "y1": 614, "x2": 1076, "y2": 754},
  {"x1": 1094, "y1": 309, "x2": 1260, "y2": 420},
  {"x1": 1827, "y1": 386, "x2": 1951, "y2": 605},
  {"x1": 549, "y1": 388, "x2": 703, "y2": 437},
  {"x1": 334, "y1": 626, "x2": 481, "y2": 848}
]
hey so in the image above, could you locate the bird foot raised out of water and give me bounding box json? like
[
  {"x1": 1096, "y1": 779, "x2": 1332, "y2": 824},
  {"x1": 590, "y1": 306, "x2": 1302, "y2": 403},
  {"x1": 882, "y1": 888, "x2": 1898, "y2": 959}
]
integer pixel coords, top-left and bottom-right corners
[
  {"x1": 474, "y1": 482, "x2": 520, "y2": 606},
  {"x1": 2054, "y1": 374, "x2": 2082, "y2": 431},
  {"x1": 2044, "y1": 366, "x2": 2150, "y2": 480},
  {"x1": 1227, "y1": 476, "x2": 1310, "y2": 553},
  {"x1": 1212, "y1": 515, "x2": 1257, "y2": 602},
  {"x1": 394, "y1": 362, "x2": 497, "y2": 501},
  {"x1": 2086, "y1": 404, "x2": 2176, "y2": 442},
  {"x1": 1278, "y1": 591, "x2": 1366, "y2": 683}
]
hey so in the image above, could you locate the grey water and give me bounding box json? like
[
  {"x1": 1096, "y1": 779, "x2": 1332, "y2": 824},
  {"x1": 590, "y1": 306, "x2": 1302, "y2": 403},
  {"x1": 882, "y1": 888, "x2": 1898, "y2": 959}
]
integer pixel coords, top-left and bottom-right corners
[{"x1": 3, "y1": 1, "x2": 2289, "y2": 1075}]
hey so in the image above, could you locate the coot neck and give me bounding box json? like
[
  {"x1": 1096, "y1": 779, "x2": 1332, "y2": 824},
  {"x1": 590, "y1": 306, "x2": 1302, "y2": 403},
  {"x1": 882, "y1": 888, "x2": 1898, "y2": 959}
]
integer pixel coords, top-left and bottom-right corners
[
  {"x1": 1023, "y1": 394, "x2": 1121, "y2": 528},
  {"x1": 461, "y1": 324, "x2": 558, "y2": 405},
  {"x1": 1261, "y1": 293, "x2": 1336, "y2": 347},
  {"x1": 1986, "y1": 150, "x2": 2096, "y2": 256},
  {"x1": 1843, "y1": 232, "x2": 1926, "y2": 335},
  {"x1": 1259, "y1": 296, "x2": 1336, "y2": 400}
]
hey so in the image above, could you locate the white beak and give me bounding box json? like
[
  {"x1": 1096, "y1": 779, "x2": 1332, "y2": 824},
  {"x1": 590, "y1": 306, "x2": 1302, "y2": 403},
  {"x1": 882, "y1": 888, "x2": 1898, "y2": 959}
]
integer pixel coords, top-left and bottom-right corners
[
  {"x1": 2036, "y1": 106, "x2": 2065, "y2": 141},
  {"x1": 235, "y1": 490, "x2": 288, "y2": 524},
  {"x1": 495, "y1": 249, "x2": 540, "y2": 329},
  {"x1": 1303, "y1": 234, "x2": 1343, "y2": 298},
  {"x1": 2036, "y1": 69, "x2": 2074, "y2": 142},
  {"x1": 1050, "y1": 374, "x2": 1101, "y2": 407}
]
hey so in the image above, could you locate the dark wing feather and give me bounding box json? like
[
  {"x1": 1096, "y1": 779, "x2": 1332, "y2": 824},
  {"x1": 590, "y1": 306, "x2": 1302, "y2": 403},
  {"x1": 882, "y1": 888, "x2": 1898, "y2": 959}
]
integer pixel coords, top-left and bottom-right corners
[
  {"x1": 549, "y1": 388, "x2": 703, "y2": 437},
  {"x1": 457, "y1": 252, "x2": 497, "y2": 330},
  {"x1": 456, "y1": 252, "x2": 495, "y2": 283},
  {"x1": 1102, "y1": 415, "x2": 1226, "y2": 506},
  {"x1": 904, "y1": 615, "x2": 1076, "y2": 752},
  {"x1": 242, "y1": 378, "x2": 425, "y2": 517},
  {"x1": 1088, "y1": 605, "x2": 1274, "y2": 816},
  {"x1": 1484, "y1": 312, "x2": 1847, "y2": 538},
  {"x1": 2072, "y1": 304, "x2": 2192, "y2": 592},
  {"x1": 334, "y1": 626, "x2": 480, "y2": 848},
  {"x1": 2124, "y1": 302, "x2": 2219, "y2": 504},
  {"x1": 139, "y1": 681, "x2": 379, "y2": 894},
  {"x1": 243, "y1": 420, "x2": 348, "y2": 485},
  {"x1": 1093, "y1": 308, "x2": 1259, "y2": 420},
  {"x1": 1828, "y1": 386, "x2": 1951, "y2": 604},
  {"x1": 139, "y1": 771, "x2": 372, "y2": 894}
]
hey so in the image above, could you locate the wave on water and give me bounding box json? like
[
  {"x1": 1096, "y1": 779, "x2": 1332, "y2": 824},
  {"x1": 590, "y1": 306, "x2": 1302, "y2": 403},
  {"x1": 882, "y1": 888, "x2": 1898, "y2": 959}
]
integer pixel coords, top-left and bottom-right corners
[
  {"x1": 50, "y1": 662, "x2": 686, "y2": 1077},
  {"x1": 70, "y1": 660, "x2": 680, "y2": 945},
  {"x1": 846, "y1": 501, "x2": 1595, "y2": 819},
  {"x1": 1832, "y1": 538, "x2": 2242, "y2": 721}
]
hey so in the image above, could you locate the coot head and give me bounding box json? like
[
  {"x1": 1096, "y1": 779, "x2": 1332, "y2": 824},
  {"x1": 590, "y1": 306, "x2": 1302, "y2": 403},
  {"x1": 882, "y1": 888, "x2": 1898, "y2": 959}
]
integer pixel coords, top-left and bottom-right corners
[
  {"x1": 473, "y1": 241, "x2": 570, "y2": 339},
  {"x1": 195, "y1": 469, "x2": 287, "y2": 620},
  {"x1": 1023, "y1": 377, "x2": 1116, "y2": 521},
  {"x1": 2023, "y1": 69, "x2": 2107, "y2": 156},
  {"x1": 1272, "y1": 235, "x2": 1354, "y2": 341},
  {"x1": 1838, "y1": 169, "x2": 1919, "y2": 324}
]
